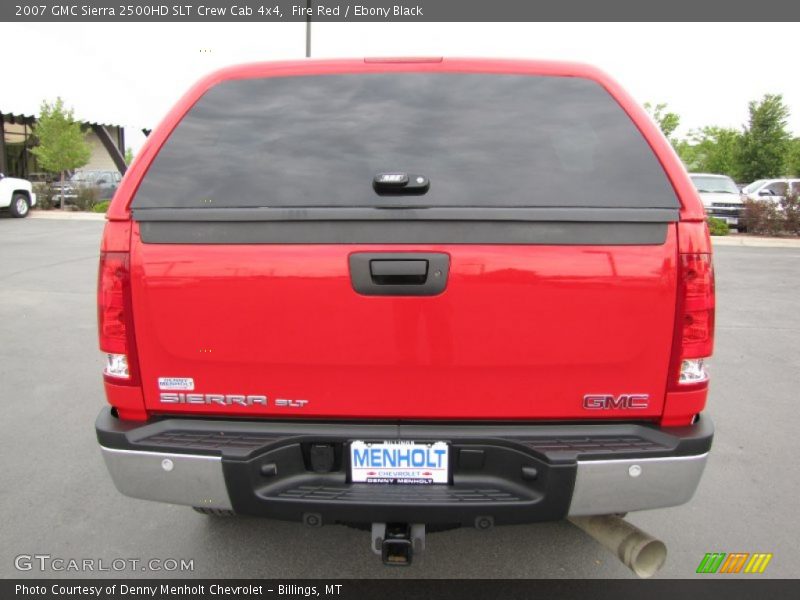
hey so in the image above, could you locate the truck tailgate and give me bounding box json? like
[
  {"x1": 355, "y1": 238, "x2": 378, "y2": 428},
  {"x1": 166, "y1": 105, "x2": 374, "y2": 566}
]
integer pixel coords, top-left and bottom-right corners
[{"x1": 131, "y1": 230, "x2": 677, "y2": 419}]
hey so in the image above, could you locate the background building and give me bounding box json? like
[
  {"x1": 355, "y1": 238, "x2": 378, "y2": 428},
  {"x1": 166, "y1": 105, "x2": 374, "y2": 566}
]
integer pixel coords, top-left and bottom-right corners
[{"x1": 0, "y1": 111, "x2": 126, "y2": 179}]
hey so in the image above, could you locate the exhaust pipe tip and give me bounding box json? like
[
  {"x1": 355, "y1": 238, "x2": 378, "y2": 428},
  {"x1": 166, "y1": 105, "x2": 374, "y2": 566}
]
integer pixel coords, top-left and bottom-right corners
[
  {"x1": 624, "y1": 536, "x2": 667, "y2": 579},
  {"x1": 569, "y1": 515, "x2": 667, "y2": 578}
]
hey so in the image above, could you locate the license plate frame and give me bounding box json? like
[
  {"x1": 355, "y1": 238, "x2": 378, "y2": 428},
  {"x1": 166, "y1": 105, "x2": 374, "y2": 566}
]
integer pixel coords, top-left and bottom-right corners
[{"x1": 349, "y1": 440, "x2": 449, "y2": 485}]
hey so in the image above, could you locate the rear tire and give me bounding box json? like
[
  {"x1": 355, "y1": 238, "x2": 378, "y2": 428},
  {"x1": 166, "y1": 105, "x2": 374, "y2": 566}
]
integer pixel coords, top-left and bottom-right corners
[
  {"x1": 9, "y1": 193, "x2": 30, "y2": 218},
  {"x1": 192, "y1": 507, "x2": 235, "y2": 517}
]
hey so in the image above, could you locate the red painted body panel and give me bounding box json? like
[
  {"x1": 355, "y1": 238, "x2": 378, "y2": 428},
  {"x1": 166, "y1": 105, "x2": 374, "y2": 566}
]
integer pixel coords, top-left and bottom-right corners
[
  {"x1": 101, "y1": 58, "x2": 713, "y2": 425},
  {"x1": 130, "y1": 224, "x2": 679, "y2": 420},
  {"x1": 104, "y1": 381, "x2": 146, "y2": 421},
  {"x1": 99, "y1": 221, "x2": 131, "y2": 252},
  {"x1": 662, "y1": 388, "x2": 708, "y2": 427}
]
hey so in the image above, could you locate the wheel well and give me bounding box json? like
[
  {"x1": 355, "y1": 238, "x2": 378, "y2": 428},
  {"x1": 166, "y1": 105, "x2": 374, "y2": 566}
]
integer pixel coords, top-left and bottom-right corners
[{"x1": 13, "y1": 190, "x2": 31, "y2": 201}]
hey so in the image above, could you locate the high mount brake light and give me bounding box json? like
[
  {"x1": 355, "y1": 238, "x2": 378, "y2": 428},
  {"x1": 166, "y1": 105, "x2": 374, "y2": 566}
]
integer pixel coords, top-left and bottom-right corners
[{"x1": 97, "y1": 251, "x2": 139, "y2": 384}]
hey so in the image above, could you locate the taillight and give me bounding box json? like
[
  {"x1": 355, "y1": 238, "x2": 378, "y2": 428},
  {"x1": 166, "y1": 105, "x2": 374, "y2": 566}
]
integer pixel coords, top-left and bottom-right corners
[
  {"x1": 97, "y1": 251, "x2": 138, "y2": 384},
  {"x1": 675, "y1": 253, "x2": 715, "y2": 386}
]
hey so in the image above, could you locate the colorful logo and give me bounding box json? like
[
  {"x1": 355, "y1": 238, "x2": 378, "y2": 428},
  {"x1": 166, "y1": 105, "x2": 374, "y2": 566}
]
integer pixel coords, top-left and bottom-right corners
[{"x1": 696, "y1": 552, "x2": 773, "y2": 574}]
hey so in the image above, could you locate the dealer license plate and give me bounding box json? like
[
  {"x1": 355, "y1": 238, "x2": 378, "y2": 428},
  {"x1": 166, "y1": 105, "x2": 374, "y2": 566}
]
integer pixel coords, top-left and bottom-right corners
[{"x1": 350, "y1": 440, "x2": 449, "y2": 484}]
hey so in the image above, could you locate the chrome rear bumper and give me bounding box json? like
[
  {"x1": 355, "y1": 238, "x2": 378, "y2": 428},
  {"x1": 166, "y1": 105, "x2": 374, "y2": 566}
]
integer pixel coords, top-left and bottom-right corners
[
  {"x1": 101, "y1": 447, "x2": 232, "y2": 510},
  {"x1": 100, "y1": 446, "x2": 708, "y2": 517},
  {"x1": 568, "y1": 453, "x2": 708, "y2": 516},
  {"x1": 97, "y1": 407, "x2": 712, "y2": 523}
]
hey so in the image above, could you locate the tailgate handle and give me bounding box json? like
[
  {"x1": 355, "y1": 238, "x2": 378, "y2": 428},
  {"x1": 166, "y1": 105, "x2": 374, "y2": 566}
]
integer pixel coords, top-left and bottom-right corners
[
  {"x1": 370, "y1": 260, "x2": 428, "y2": 284},
  {"x1": 350, "y1": 253, "x2": 450, "y2": 296}
]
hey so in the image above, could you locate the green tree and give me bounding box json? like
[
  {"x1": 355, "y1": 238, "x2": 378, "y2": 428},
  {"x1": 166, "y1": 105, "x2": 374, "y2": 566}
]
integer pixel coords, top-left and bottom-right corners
[
  {"x1": 124, "y1": 147, "x2": 134, "y2": 165},
  {"x1": 673, "y1": 139, "x2": 698, "y2": 169},
  {"x1": 738, "y1": 94, "x2": 791, "y2": 182},
  {"x1": 679, "y1": 126, "x2": 743, "y2": 178},
  {"x1": 786, "y1": 138, "x2": 800, "y2": 177},
  {"x1": 644, "y1": 102, "x2": 681, "y2": 143},
  {"x1": 31, "y1": 98, "x2": 91, "y2": 209}
]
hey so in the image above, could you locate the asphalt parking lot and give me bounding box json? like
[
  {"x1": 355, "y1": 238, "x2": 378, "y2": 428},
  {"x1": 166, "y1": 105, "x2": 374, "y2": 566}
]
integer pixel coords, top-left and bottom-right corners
[{"x1": 1, "y1": 216, "x2": 798, "y2": 579}]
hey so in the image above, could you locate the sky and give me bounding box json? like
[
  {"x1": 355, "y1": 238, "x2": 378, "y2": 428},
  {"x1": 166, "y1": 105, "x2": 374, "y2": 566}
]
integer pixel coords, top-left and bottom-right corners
[{"x1": 2, "y1": 22, "x2": 798, "y2": 154}]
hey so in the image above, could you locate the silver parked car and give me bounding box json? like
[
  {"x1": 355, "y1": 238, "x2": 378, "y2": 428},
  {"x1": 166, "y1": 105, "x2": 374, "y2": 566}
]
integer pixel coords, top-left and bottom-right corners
[
  {"x1": 741, "y1": 178, "x2": 800, "y2": 203},
  {"x1": 51, "y1": 169, "x2": 122, "y2": 203},
  {"x1": 689, "y1": 173, "x2": 745, "y2": 231}
]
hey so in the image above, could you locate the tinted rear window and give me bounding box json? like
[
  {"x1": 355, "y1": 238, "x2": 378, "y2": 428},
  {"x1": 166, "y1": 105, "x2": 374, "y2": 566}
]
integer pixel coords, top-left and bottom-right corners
[{"x1": 133, "y1": 73, "x2": 678, "y2": 210}]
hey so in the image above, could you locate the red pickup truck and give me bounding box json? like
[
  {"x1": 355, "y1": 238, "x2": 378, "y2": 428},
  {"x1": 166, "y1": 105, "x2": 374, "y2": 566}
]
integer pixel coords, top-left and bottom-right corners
[{"x1": 95, "y1": 58, "x2": 714, "y2": 570}]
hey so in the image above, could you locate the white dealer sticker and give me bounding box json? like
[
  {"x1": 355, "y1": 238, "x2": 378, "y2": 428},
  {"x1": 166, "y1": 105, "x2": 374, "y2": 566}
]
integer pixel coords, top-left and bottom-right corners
[{"x1": 158, "y1": 377, "x2": 195, "y2": 391}]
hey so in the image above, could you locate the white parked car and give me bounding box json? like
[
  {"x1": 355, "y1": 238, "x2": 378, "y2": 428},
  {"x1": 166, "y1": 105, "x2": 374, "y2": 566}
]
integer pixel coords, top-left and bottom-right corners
[
  {"x1": 689, "y1": 173, "x2": 744, "y2": 230},
  {"x1": 0, "y1": 173, "x2": 37, "y2": 218},
  {"x1": 741, "y1": 178, "x2": 800, "y2": 203}
]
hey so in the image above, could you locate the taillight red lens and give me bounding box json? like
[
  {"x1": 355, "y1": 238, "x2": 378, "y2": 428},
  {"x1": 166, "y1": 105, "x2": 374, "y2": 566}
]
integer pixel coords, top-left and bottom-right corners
[
  {"x1": 98, "y1": 252, "x2": 129, "y2": 354},
  {"x1": 97, "y1": 251, "x2": 139, "y2": 384},
  {"x1": 664, "y1": 223, "x2": 715, "y2": 420},
  {"x1": 680, "y1": 254, "x2": 715, "y2": 358}
]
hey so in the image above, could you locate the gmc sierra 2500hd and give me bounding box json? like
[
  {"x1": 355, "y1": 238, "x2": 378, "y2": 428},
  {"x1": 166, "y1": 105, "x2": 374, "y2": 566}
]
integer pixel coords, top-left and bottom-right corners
[{"x1": 95, "y1": 58, "x2": 714, "y2": 574}]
